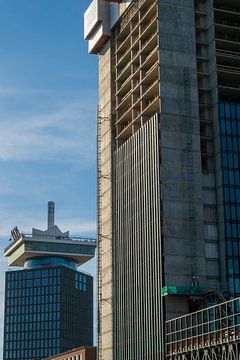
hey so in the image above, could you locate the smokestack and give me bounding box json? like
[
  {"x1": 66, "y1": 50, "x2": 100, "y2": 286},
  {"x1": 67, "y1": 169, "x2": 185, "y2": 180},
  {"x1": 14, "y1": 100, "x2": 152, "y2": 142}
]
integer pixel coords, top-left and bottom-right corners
[{"x1": 48, "y1": 201, "x2": 55, "y2": 229}]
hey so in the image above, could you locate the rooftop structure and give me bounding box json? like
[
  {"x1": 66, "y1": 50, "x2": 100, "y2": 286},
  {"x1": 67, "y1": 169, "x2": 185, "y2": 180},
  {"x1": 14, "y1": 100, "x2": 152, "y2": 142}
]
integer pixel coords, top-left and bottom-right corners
[
  {"x1": 45, "y1": 345, "x2": 96, "y2": 360},
  {"x1": 4, "y1": 202, "x2": 96, "y2": 267}
]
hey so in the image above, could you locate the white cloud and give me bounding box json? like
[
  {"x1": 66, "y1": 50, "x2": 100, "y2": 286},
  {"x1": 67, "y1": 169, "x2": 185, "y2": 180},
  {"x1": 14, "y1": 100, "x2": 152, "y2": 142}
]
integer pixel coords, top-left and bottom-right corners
[
  {"x1": 0, "y1": 86, "x2": 52, "y2": 97},
  {"x1": 59, "y1": 219, "x2": 96, "y2": 235},
  {"x1": 0, "y1": 89, "x2": 96, "y2": 164}
]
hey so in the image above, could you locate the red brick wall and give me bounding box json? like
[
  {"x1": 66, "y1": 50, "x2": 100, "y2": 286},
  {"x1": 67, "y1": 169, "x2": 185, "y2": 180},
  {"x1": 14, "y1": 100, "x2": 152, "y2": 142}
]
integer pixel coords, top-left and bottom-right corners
[{"x1": 46, "y1": 346, "x2": 96, "y2": 360}]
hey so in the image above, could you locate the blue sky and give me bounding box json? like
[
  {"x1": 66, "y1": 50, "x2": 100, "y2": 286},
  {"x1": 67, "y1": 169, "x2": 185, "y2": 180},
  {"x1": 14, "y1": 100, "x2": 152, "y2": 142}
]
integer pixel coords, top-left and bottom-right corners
[{"x1": 0, "y1": 0, "x2": 97, "y2": 352}]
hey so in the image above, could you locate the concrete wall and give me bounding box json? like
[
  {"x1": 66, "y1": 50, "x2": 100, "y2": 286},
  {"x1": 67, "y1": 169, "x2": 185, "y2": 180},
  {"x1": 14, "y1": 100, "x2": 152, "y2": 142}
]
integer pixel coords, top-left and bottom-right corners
[{"x1": 158, "y1": 0, "x2": 206, "y2": 319}]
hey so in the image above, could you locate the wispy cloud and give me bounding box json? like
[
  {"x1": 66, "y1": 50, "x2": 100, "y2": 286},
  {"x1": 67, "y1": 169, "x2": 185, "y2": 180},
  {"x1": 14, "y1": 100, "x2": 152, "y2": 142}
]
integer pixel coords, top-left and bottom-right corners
[
  {"x1": 0, "y1": 87, "x2": 96, "y2": 164},
  {"x1": 0, "y1": 86, "x2": 53, "y2": 97}
]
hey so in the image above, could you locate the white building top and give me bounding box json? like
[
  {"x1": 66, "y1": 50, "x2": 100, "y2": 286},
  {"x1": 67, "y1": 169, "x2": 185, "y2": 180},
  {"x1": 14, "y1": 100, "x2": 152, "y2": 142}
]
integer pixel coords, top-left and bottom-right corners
[{"x1": 84, "y1": 0, "x2": 131, "y2": 54}]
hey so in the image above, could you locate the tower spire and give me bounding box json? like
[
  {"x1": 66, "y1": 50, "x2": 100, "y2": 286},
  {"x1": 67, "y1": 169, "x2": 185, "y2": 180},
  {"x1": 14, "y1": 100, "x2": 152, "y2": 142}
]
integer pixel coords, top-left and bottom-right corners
[{"x1": 47, "y1": 201, "x2": 55, "y2": 229}]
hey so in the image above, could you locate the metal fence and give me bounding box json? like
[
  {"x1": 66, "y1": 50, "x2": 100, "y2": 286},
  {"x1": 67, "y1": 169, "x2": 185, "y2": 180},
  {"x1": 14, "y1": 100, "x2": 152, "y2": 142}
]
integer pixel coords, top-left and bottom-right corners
[{"x1": 166, "y1": 297, "x2": 240, "y2": 357}]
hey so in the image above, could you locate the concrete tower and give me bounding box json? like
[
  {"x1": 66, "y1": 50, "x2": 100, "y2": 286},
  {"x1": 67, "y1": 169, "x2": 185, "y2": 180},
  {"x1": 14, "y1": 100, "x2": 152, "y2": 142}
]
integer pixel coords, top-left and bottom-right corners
[{"x1": 84, "y1": 0, "x2": 240, "y2": 359}]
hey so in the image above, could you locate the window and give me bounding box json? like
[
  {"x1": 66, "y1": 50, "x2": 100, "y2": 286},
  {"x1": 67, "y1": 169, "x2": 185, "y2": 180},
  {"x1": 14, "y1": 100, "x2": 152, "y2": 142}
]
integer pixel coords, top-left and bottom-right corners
[{"x1": 205, "y1": 242, "x2": 218, "y2": 259}]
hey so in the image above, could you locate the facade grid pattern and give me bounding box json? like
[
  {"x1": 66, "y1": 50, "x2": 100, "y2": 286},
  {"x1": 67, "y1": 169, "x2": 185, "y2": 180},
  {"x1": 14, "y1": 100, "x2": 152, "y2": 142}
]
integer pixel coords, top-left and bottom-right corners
[
  {"x1": 3, "y1": 265, "x2": 93, "y2": 360},
  {"x1": 220, "y1": 101, "x2": 240, "y2": 297},
  {"x1": 113, "y1": 114, "x2": 163, "y2": 360}
]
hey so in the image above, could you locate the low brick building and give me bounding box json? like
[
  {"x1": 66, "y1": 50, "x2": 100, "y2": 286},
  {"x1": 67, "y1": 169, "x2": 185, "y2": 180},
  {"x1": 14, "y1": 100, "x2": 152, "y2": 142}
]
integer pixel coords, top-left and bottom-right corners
[{"x1": 45, "y1": 346, "x2": 96, "y2": 360}]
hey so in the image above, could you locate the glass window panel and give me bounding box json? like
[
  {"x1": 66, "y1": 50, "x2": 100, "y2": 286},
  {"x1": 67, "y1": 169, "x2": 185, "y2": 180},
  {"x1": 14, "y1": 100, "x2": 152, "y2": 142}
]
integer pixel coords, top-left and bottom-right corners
[
  {"x1": 226, "y1": 121, "x2": 232, "y2": 134},
  {"x1": 228, "y1": 154, "x2": 233, "y2": 168},
  {"x1": 231, "y1": 104, "x2": 236, "y2": 119},
  {"x1": 220, "y1": 102, "x2": 225, "y2": 116},
  {"x1": 237, "y1": 105, "x2": 240, "y2": 119},
  {"x1": 227, "y1": 137, "x2": 233, "y2": 151},
  {"x1": 231, "y1": 206, "x2": 236, "y2": 220},
  {"x1": 235, "y1": 279, "x2": 240, "y2": 294},
  {"x1": 229, "y1": 171, "x2": 235, "y2": 185},
  {"x1": 230, "y1": 188, "x2": 235, "y2": 203},
  {"x1": 221, "y1": 135, "x2": 227, "y2": 150},
  {"x1": 228, "y1": 259, "x2": 233, "y2": 274},
  {"x1": 234, "y1": 154, "x2": 239, "y2": 169},
  {"x1": 235, "y1": 171, "x2": 240, "y2": 186},
  {"x1": 225, "y1": 103, "x2": 231, "y2": 118},
  {"x1": 234, "y1": 260, "x2": 239, "y2": 275},
  {"x1": 222, "y1": 153, "x2": 228, "y2": 167},
  {"x1": 224, "y1": 171, "x2": 229, "y2": 184},
  {"x1": 225, "y1": 205, "x2": 231, "y2": 220}
]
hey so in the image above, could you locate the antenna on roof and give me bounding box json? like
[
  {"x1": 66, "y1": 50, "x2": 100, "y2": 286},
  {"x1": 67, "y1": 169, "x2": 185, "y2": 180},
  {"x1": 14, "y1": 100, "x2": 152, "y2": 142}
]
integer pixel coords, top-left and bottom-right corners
[{"x1": 48, "y1": 201, "x2": 55, "y2": 229}]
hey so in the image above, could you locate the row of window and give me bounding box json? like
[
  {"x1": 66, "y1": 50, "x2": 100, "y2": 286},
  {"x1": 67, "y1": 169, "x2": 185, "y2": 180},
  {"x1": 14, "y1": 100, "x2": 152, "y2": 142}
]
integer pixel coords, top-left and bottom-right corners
[
  {"x1": 220, "y1": 118, "x2": 240, "y2": 136},
  {"x1": 221, "y1": 134, "x2": 240, "y2": 152},
  {"x1": 74, "y1": 273, "x2": 87, "y2": 283},
  {"x1": 228, "y1": 277, "x2": 240, "y2": 296},
  {"x1": 5, "y1": 319, "x2": 60, "y2": 334},
  {"x1": 224, "y1": 187, "x2": 240, "y2": 204},
  {"x1": 225, "y1": 222, "x2": 240, "y2": 238},
  {"x1": 223, "y1": 169, "x2": 240, "y2": 186},
  {"x1": 5, "y1": 347, "x2": 58, "y2": 360},
  {"x1": 55, "y1": 355, "x2": 83, "y2": 360},
  {"x1": 7, "y1": 276, "x2": 61, "y2": 289},
  {"x1": 6, "y1": 293, "x2": 60, "y2": 307},
  {"x1": 5, "y1": 337, "x2": 60, "y2": 349},
  {"x1": 220, "y1": 102, "x2": 240, "y2": 120},
  {"x1": 7, "y1": 285, "x2": 60, "y2": 297},
  {"x1": 225, "y1": 204, "x2": 240, "y2": 221},
  {"x1": 228, "y1": 259, "x2": 240, "y2": 276},
  {"x1": 5, "y1": 330, "x2": 60, "y2": 344},
  {"x1": 7, "y1": 287, "x2": 60, "y2": 300},
  {"x1": 7, "y1": 268, "x2": 61, "y2": 281},
  {"x1": 75, "y1": 281, "x2": 87, "y2": 292},
  {"x1": 227, "y1": 240, "x2": 240, "y2": 257},
  {"x1": 222, "y1": 152, "x2": 240, "y2": 169},
  {"x1": 6, "y1": 304, "x2": 60, "y2": 322}
]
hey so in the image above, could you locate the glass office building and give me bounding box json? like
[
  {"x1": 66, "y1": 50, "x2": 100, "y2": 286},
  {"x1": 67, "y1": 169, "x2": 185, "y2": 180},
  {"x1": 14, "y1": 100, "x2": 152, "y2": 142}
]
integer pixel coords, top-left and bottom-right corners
[
  {"x1": 3, "y1": 203, "x2": 96, "y2": 360},
  {"x1": 4, "y1": 263, "x2": 93, "y2": 360},
  {"x1": 220, "y1": 102, "x2": 240, "y2": 298}
]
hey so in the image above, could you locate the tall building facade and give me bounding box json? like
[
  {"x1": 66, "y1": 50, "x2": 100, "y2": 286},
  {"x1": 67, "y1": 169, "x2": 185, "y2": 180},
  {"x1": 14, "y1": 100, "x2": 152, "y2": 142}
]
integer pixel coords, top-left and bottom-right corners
[
  {"x1": 84, "y1": 0, "x2": 240, "y2": 359},
  {"x1": 3, "y1": 203, "x2": 96, "y2": 360}
]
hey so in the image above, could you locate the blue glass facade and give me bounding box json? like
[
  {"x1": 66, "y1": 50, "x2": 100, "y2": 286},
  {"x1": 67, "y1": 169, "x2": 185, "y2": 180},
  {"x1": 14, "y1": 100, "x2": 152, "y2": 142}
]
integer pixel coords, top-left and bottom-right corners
[
  {"x1": 3, "y1": 264, "x2": 93, "y2": 360},
  {"x1": 25, "y1": 257, "x2": 77, "y2": 270},
  {"x1": 220, "y1": 101, "x2": 240, "y2": 297}
]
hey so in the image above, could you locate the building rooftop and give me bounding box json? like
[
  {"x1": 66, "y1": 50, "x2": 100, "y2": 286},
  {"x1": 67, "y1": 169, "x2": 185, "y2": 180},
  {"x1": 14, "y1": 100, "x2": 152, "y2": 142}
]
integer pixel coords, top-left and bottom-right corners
[
  {"x1": 4, "y1": 202, "x2": 96, "y2": 267},
  {"x1": 44, "y1": 346, "x2": 96, "y2": 360}
]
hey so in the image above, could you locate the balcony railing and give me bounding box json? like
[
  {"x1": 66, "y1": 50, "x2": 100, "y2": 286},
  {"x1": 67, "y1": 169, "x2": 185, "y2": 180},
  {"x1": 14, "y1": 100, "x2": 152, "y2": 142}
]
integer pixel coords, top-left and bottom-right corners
[{"x1": 4, "y1": 233, "x2": 96, "y2": 253}]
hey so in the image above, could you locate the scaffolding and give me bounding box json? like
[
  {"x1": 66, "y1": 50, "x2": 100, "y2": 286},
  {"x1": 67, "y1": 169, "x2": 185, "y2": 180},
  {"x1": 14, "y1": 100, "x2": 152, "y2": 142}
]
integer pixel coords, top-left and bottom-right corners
[
  {"x1": 166, "y1": 297, "x2": 240, "y2": 358},
  {"x1": 97, "y1": 106, "x2": 113, "y2": 360}
]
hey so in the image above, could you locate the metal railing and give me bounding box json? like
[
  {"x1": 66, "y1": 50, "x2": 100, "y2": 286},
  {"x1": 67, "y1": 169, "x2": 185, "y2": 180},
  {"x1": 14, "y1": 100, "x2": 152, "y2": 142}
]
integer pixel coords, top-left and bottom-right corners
[
  {"x1": 166, "y1": 297, "x2": 240, "y2": 357},
  {"x1": 4, "y1": 233, "x2": 96, "y2": 253}
]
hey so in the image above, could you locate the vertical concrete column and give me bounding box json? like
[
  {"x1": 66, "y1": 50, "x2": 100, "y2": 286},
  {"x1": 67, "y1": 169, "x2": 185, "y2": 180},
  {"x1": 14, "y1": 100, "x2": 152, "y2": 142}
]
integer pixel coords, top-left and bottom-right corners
[
  {"x1": 158, "y1": 0, "x2": 205, "y2": 319},
  {"x1": 98, "y1": 41, "x2": 113, "y2": 360}
]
